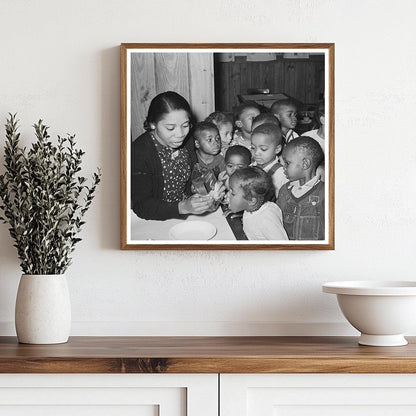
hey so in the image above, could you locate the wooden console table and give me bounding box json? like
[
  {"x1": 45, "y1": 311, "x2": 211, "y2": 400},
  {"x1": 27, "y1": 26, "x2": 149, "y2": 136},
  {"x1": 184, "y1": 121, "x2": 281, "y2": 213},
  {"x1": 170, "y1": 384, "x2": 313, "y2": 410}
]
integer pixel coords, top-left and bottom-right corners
[
  {"x1": 0, "y1": 335, "x2": 416, "y2": 373},
  {"x1": 2, "y1": 336, "x2": 416, "y2": 415}
]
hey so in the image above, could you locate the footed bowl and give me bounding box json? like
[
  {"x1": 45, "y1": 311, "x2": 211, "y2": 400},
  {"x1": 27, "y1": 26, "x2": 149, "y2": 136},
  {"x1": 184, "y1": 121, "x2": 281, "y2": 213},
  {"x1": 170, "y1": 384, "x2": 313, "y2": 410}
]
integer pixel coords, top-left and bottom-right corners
[{"x1": 322, "y1": 281, "x2": 416, "y2": 346}]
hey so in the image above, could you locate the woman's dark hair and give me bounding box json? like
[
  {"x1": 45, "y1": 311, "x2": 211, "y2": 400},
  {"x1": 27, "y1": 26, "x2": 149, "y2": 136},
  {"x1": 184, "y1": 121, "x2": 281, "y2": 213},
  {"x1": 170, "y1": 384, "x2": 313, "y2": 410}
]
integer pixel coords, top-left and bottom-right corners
[{"x1": 144, "y1": 91, "x2": 192, "y2": 131}]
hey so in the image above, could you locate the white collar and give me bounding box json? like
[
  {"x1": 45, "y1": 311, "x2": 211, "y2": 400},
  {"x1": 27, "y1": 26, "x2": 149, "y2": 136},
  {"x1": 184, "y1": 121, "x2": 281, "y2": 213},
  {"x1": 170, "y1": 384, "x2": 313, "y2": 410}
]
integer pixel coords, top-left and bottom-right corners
[
  {"x1": 289, "y1": 175, "x2": 320, "y2": 198},
  {"x1": 262, "y1": 157, "x2": 280, "y2": 172},
  {"x1": 252, "y1": 157, "x2": 279, "y2": 172}
]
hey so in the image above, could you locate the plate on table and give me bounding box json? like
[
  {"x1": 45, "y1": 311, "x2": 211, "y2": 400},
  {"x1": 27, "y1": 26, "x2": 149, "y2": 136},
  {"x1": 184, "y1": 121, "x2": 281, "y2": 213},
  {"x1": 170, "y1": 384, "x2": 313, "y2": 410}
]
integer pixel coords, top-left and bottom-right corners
[{"x1": 169, "y1": 221, "x2": 217, "y2": 241}]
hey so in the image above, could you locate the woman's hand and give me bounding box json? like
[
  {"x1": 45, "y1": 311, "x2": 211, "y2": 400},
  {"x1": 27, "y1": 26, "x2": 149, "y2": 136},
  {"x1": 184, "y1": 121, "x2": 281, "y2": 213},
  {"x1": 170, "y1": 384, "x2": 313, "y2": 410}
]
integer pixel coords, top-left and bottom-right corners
[{"x1": 178, "y1": 194, "x2": 214, "y2": 215}]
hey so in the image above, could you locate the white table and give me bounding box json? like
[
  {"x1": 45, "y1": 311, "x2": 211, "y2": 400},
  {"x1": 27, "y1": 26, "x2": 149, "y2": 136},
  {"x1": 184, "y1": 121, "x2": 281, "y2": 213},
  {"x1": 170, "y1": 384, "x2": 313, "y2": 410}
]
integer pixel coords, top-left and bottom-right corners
[{"x1": 130, "y1": 208, "x2": 236, "y2": 241}]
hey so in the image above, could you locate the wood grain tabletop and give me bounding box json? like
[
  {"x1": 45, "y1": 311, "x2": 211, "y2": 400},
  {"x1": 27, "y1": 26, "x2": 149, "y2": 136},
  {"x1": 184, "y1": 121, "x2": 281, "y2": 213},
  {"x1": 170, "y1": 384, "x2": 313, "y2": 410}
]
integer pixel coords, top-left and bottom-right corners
[{"x1": 0, "y1": 336, "x2": 415, "y2": 374}]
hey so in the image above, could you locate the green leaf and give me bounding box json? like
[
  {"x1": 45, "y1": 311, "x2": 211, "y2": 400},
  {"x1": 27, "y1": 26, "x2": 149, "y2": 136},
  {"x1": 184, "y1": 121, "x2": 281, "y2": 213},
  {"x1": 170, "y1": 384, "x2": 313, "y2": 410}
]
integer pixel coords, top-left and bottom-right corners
[{"x1": 0, "y1": 114, "x2": 102, "y2": 274}]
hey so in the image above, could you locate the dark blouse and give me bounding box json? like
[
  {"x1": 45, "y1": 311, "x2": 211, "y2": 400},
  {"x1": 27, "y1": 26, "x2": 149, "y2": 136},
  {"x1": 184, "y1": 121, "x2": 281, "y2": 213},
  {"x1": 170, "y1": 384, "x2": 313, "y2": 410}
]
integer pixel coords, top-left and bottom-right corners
[{"x1": 131, "y1": 131, "x2": 197, "y2": 221}]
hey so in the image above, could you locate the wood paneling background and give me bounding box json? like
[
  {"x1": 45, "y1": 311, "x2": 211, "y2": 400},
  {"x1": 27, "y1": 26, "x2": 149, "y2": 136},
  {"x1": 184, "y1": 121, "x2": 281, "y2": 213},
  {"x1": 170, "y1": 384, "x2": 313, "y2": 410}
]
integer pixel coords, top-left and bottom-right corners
[
  {"x1": 214, "y1": 55, "x2": 325, "y2": 112},
  {"x1": 131, "y1": 53, "x2": 324, "y2": 140},
  {"x1": 131, "y1": 52, "x2": 214, "y2": 141}
]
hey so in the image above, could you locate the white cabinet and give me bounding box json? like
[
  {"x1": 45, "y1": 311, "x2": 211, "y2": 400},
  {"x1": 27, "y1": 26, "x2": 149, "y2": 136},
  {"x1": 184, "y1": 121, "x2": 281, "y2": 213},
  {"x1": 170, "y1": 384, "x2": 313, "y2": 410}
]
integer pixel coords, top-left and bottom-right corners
[
  {"x1": 220, "y1": 374, "x2": 416, "y2": 416},
  {"x1": 0, "y1": 374, "x2": 218, "y2": 416},
  {"x1": 4, "y1": 373, "x2": 416, "y2": 415}
]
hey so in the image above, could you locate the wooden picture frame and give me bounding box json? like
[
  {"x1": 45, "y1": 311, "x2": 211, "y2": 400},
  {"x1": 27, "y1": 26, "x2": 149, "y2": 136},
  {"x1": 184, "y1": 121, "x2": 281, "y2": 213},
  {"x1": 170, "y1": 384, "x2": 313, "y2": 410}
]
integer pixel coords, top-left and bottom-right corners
[{"x1": 121, "y1": 43, "x2": 334, "y2": 250}]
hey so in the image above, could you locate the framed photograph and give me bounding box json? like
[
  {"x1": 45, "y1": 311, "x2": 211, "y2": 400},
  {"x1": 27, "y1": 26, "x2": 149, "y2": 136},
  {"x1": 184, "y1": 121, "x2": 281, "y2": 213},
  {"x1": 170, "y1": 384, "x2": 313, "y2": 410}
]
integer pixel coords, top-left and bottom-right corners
[{"x1": 121, "y1": 43, "x2": 334, "y2": 250}]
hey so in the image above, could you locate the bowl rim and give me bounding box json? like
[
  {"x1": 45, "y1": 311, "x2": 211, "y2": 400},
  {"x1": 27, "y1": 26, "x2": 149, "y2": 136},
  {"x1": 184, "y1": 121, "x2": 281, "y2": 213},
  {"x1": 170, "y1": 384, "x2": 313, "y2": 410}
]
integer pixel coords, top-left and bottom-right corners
[{"x1": 322, "y1": 281, "x2": 416, "y2": 296}]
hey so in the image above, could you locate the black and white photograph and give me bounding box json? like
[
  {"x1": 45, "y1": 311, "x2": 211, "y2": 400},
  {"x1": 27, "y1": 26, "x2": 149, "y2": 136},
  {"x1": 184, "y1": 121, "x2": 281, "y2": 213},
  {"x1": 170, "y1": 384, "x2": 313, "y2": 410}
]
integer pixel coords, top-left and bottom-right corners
[{"x1": 121, "y1": 43, "x2": 334, "y2": 250}]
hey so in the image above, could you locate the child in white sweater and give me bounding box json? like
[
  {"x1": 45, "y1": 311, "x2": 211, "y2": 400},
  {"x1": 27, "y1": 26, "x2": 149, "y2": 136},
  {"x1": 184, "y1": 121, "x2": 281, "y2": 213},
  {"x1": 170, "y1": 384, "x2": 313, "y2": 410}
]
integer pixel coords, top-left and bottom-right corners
[{"x1": 228, "y1": 166, "x2": 288, "y2": 241}]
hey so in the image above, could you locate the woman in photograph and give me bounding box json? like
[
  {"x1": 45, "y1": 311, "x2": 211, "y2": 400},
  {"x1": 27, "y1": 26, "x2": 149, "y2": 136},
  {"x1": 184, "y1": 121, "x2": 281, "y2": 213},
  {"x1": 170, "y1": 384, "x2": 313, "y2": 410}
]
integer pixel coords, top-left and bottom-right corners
[{"x1": 131, "y1": 91, "x2": 215, "y2": 220}]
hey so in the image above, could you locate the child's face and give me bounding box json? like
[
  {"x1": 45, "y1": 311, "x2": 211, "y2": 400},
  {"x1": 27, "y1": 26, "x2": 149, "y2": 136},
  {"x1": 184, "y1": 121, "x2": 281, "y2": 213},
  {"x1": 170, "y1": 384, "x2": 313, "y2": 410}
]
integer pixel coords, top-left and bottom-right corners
[
  {"x1": 195, "y1": 128, "x2": 221, "y2": 156},
  {"x1": 225, "y1": 154, "x2": 249, "y2": 177},
  {"x1": 152, "y1": 110, "x2": 191, "y2": 149},
  {"x1": 237, "y1": 107, "x2": 261, "y2": 134},
  {"x1": 275, "y1": 105, "x2": 297, "y2": 131},
  {"x1": 282, "y1": 147, "x2": 305, "y2": 181},
  {"x1": 229, "y1": 177, "x2": 250, "y2": 213},
  {"x1": 251, "y1": 133, "x2": 281, "y2": 168},
  {"x1": 218, "y1": 122, "x2": 233, "y2": 147}
]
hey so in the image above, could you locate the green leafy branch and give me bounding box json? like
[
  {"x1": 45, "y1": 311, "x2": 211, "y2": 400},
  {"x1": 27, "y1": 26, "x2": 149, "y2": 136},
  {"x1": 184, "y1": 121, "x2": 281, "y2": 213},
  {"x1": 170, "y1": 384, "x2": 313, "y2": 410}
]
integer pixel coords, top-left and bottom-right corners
[{"x1": 0, "y1": 113, "x2": 101, "y2": 274}]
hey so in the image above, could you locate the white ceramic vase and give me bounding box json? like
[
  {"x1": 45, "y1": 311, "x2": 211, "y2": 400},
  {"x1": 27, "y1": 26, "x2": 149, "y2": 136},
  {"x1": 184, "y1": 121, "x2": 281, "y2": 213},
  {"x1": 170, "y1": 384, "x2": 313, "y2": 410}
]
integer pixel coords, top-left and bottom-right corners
[{"x1": 15, "y1": 274, "x2": 71, "y2": 344}]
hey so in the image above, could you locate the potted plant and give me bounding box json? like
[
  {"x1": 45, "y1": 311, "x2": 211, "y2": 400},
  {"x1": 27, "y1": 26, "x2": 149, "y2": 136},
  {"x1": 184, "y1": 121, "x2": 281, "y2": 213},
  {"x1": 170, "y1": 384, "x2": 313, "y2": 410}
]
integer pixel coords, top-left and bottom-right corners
[{"x1": 0, "y1": 114, "x2": 101, "y2": 344}]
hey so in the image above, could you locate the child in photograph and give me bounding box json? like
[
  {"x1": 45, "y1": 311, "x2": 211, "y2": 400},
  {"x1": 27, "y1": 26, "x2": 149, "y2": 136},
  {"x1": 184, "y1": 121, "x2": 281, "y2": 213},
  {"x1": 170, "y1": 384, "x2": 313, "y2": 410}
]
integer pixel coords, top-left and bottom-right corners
[
  {"x1": 205, "y1": 111, "x2": 234, "y2": 156},
  {"x1": 302, "y1": 100, "x2": 325, "y2": 153},
  {"x1": 302, "y1": 100, "x2": 326, "y2": 183},
  {"x1": 232, "y1": 102, "x2": 261, "y2": 150},
  {"x1": 250, "y1": 123, "x2": 288, "y2": 197},
  {"x1": 218, "y1": 145, "x2": 251, "y2": 205},
  {"x1": 251, "y1": 112, "x2": 280, "y2": 131},
  {"x1": 277, "y1": 136, "x2": 325, "y2": 240},
  {"x1": 271, "y1": 99, "x2": 299, "y2": 144},
  {"x1": 193, "y1": 121, "x2": 225, "y2": 178},
  {"x1": 228, "y1": 166, "x2": 288, "y2": 241}
]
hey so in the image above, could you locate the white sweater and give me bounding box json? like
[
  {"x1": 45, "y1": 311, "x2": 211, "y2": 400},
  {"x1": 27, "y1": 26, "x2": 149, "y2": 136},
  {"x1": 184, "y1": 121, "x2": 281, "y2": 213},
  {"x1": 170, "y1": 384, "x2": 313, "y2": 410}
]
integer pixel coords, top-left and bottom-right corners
[{"x1": 243, "y1": 202, "x2": 288, "y2": 241}]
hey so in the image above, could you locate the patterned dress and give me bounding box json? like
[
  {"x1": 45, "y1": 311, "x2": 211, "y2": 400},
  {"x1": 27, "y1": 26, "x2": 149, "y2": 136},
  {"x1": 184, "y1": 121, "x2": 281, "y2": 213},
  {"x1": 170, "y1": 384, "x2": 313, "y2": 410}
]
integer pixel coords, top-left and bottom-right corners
[{"x1": 151, "y1": 135, "x2": 191, "y2": 203}]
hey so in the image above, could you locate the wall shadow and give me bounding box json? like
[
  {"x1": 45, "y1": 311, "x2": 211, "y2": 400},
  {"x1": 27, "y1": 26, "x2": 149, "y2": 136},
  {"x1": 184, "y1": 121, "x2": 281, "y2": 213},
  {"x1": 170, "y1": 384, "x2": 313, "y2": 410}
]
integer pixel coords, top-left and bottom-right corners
[{"x1": 99, "y1": 46, "x2": 121, "y2": 250}]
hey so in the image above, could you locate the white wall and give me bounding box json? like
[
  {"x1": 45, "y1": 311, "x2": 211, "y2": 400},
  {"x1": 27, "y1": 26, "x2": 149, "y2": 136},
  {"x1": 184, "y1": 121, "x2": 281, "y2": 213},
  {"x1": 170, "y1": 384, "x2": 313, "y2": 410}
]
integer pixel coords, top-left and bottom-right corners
[{"x1": 0, "y1": 0, "x2": 415, "y2": 336}]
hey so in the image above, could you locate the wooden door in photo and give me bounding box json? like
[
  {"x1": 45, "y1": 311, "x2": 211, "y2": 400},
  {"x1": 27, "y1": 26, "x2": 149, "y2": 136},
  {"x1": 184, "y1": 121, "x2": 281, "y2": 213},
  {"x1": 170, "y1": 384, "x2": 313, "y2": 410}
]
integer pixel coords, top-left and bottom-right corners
[{"x1": 130, "y1": 52, "x2": 215, "y2": 141}]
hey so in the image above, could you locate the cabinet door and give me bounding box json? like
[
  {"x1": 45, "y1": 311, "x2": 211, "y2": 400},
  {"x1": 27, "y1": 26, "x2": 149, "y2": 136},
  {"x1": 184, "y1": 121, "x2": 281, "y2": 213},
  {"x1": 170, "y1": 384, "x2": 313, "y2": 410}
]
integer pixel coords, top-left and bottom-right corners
[
  {"x1": 0, "y1": 374, "x2": 217, "y2": 416},
  {"x1": 221, "y1": 374, "x2": 416, "y2": 416}
]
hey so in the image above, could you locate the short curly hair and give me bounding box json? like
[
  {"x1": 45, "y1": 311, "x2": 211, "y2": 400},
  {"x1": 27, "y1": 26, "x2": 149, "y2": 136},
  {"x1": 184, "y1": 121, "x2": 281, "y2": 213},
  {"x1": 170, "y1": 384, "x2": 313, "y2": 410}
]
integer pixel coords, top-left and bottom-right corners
[
  {"x1": 271, "y1": 98, "x2": 297, "y2": 115},
  {"x1": 252, "y1": 112, "x2": 280, "y2": 127},
  {"x1": 251, "y1": 123, "x2": 283, "y2": 147},
  {"x1": 192, "y1": 121, "x2": 219, "y2": 141},
  {"x1": 284, "y1": 136, "x2": 324, "y2": 168},
  {"x1": 233, "y1": 102, "x2": 260, "y2": 121},
  {"x1": 224, "y1": 145, "x2": 251, "y2": 165},
  {"x1": 205, "y1": 111, "x2": 234, "y2": 126},
  {"x1": 230, "y1": 166, "x2": 273, "y2": 202}
]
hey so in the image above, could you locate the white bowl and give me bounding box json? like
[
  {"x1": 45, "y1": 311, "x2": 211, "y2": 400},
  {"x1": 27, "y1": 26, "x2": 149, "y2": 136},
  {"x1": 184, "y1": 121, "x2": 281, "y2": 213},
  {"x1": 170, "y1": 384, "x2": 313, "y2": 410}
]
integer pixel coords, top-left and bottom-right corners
[{"x1": 323, "y1": 281, "x2": 416, "y2": 346}]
